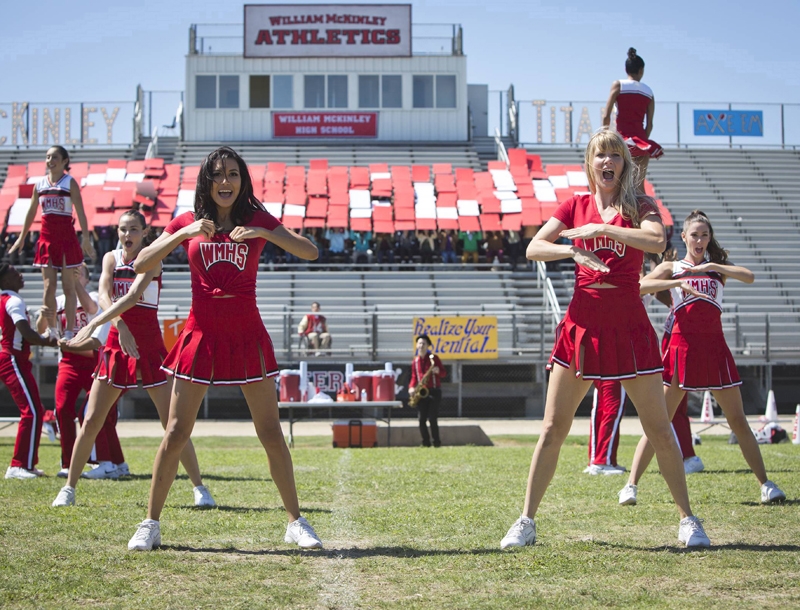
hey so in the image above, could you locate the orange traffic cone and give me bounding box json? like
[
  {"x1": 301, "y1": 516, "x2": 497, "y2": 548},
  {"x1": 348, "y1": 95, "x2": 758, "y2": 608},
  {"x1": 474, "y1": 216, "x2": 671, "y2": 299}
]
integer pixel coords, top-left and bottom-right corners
[
  {"x1": 762, "y1": 390, "x2": 779, "y2": 423},
  {"x1": 700, "y1": 391, "x2": 715, "y2": 423},
  {"x1": 792, "y1": 404, "x2": 800, "y2": 445}
]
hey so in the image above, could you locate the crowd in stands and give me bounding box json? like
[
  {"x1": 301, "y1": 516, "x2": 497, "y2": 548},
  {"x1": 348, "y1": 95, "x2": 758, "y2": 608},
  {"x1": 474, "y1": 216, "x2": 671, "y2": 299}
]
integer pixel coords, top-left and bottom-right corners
[{"x1": 0, "y1": 226, "x2": 532, "y2": 271}]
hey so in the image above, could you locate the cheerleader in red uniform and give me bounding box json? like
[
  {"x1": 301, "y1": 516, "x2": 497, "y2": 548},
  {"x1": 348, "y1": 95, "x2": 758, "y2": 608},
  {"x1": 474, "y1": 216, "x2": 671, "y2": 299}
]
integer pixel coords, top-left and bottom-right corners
[
  {"x1": 9, "y1": 146, "x2": 95, "y2": 340},
  {"x1": 1, "y1": 264, "x2": 58, "y2": 479},
  {"x1": 501, "y1": 130, "x2": 709, "y2": 550},
  {"x1": 35, "y1": 264, "x2": 125, "y2": 478},
  {"x1": 621, "y1": 210, "x2": 786, "y2": 505},
  {"x1": 602, "y1": 48, "x2": 662, "y2": 194},
  {"x1": 124, "y1": 146, "x2": 322, "y2": 551},
  {"x1": 52, "y1": 210, "x2": 213, "y2": 509}
]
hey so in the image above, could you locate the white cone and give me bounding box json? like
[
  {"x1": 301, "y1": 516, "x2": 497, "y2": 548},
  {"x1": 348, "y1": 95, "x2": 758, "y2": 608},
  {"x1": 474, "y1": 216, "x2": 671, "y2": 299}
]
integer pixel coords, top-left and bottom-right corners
[
  {"x1": 700, "y1": 391, "x2": 715, "y2": 423},
  {"x1": 763, "y1": 390, "x2": 779, "y2": 423},
  {"x1": 792, "y1": 404, "x2": 800, "y2": 445}
]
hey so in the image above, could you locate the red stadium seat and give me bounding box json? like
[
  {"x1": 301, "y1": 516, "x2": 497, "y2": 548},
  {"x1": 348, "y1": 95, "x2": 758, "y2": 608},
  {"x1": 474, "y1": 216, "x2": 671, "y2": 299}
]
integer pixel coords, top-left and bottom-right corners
[
  {"x1": 6, "y1": 165, "x2": 26, "y2": 179},
  {"x1": 351, "y1": 218, "x2": 371, "y2": 232},
  {"x1": 27, "y1": 161, "x2": 46, "y2": 176},
  {"x1": 487, "y1": 160, "x2": 507, "y2": 171},
  {"x1": 434, "y1": 174, "x2": 456, "y2": 193},
  {"x1": 306, "y1": 198, "x2": 328, "y2": 218},
  {"x1": 411, "y1": 165, "x2": 430, "y2": 183},
  {"x1": 372, "y1": 206, "x2": 393, "y2": 221},
  {"x1": 432, "y1": 163, "x2": 452, "y2": 175},
  {"x1": 309, "y1": 159, "x2": 329, "y2": 171},
  {"x1": 369, "y1": 163, "x2": 389, "y2": 174},
  {"x1": 507, "y1": 148, "x2": 528, "y2": 167},
  {"x1": 373, "y1": 220, "x2": 394, "y2": 234},
  {"x1": 437, "y1": 218, "x2": 459, "y2": 230},
  {"x1": 350, "y1": 167, "x2": 370, "y2": 188},
  {"x1": 107, "y1": 159, "x2": 126, "y2": 169},
  {"x1": 282, "y1": 215, "x2": 304, "y2": 230},
  {"x1": 416, "y1": 218, "x2": 436, "y2": 231},
  {"x1": 458, "y1": 217, "x2": 480, "y2": 232},
  {"x1": 502, "y1": 214, "x2": 523, "y2": 231},
  {"x1": 394, "y1": 206, "x2": 415, "y2": 221},
  {"x1": 436, "y1": 193, "x2": 457, "y2": 207},
  {"x1": 371, "y1": 178, "x2": 393, "y2": 198},
  {"x1": 304, "y1": 218, "x2": 326, "y2": 228},
  {"x1": 479, "y1": 214, "x2": 502, "y2": 232}
]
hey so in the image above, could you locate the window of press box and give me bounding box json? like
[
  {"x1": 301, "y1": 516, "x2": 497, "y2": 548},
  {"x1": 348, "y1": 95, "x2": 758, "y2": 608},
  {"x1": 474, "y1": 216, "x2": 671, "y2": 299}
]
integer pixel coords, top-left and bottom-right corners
[
  {"x1": 382, "y1": 75, "x2": 402, "y2": 108},
  {"x1": 359, "y1": 75, "x2": 380, "y2": 109},
  {"x1": 196, "y1": 75, "x2": 216, "y2": 109},
  {"x1": 250, "y1": 75, "x2": 270, "y2": 108},
  {"x1": 219, "y1": 75, "x2": 240, "y2": 109},
  {"x1": 304, "y1": 75, "x2": 325, "y2": 109},
  {"x1": 327, "y1": 75, "x2": 348, "y2": 109},
  {"x1": 412, "y1": 75, "x2": 434, "y2": 108},
  {"x1": 273, "y1": 75, "x2": 293, "y2": 108},
  {"x1": 436, "y1": 75, "x2": 456, "y2": 109}
]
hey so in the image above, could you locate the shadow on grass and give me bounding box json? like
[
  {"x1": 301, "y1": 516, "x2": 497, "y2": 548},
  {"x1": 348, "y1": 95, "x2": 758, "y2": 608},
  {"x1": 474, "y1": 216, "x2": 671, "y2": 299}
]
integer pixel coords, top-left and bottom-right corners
[
  {"x1": 592, "y1": 540, "x2": 800, "y2": 553},
  {"x1": 206, "y1": 505, "x2": 332, "y2": 514},
  {"x1": 115, "y1": 474, "x2": 275, "y2": 483},
  {"x1": 739, "y1": 499, "x2": 799, "y2": 506},
  {"x1": 158, "y1": 544, "x2": 501, "y2": 557}
]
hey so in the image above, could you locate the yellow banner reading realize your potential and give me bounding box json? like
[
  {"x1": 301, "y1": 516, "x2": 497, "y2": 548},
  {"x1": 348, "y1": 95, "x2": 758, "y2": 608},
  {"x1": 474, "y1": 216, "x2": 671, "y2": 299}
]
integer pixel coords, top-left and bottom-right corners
[{"x1": 412, "y1": 316, "x2": 498, "y2": 360}]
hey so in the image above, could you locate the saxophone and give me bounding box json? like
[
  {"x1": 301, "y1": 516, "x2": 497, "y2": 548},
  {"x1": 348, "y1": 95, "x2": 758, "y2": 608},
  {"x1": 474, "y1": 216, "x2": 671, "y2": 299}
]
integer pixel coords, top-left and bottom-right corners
[{"x1": 408, "y1": 354, "x2": 436, "y2": 408}]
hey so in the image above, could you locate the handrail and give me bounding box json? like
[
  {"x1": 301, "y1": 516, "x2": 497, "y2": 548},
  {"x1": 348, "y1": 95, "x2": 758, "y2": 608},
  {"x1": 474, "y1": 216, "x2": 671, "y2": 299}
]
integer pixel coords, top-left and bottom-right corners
[
  {"x1": 494, "y1": 127, "x2": 509, "y2": 165},
  {"x1": 536, "y1": 261, "x2": 562, "y2": 327}
]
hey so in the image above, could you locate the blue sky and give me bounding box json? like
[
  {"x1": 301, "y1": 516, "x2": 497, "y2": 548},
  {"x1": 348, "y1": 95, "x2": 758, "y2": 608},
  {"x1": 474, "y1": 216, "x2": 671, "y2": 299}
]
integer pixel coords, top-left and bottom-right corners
[{"x1": 2, "y1": 0, "x2": 798, "y2": 143}]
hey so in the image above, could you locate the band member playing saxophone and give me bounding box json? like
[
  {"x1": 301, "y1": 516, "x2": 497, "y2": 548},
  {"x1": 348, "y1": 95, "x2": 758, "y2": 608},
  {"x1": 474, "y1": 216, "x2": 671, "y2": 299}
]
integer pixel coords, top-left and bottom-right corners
[{"x1": 409, "y1": 335, "x2": 446, "y2": 447}]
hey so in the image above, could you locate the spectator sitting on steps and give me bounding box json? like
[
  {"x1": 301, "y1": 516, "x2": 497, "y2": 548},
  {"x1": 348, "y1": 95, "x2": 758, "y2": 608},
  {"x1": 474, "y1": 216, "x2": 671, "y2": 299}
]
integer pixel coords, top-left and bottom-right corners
[{"x1": 298, "y1": 301, "x2": 331, "y2": 356}]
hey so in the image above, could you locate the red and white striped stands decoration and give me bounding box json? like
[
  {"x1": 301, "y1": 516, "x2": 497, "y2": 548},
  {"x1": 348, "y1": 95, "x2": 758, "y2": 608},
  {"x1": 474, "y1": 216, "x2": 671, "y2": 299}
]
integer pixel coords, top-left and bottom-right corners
[{"x1": 0, "y1": 149, "x2": 670, "y2": 233}]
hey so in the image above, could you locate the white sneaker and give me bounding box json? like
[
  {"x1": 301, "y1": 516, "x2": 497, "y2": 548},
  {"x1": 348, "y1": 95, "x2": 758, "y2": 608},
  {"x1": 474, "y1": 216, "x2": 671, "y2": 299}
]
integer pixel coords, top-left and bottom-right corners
[
  {"x1": 193, "y1": 485, "x2": 216, "y2": 508},
  {"x1": 57, "y1": 468, "x2": 69, "y2": 478},
  {"x1": 114, "y1": 462, "x2": 130, "y2": 477},
  {"x1": 81, "y1": 461, "x2": 119, "y2": 480},
  {"x1": 500, "y1": 516, "x2": 536, "y2": 549},
  {"x1": 761, "y1": 480, "x2": 786, "y2": 504},
  {"x1": 618, "y1": 483, "x2": 638, "y2": 506},
  {"x1": 583, "y1": 464, "x2": 627, "y2": 476},
  {"x1": 52, "y1": 486, "x2": 76, "y2": 507},
  {"x1": 678, "y1": 516, "x2": 711, "y2": 548},
  {"x1": 128, "y1": 520, "x2": 161, "y2": 551},
  {"x1": 284, "y1": 516, "x2": 323, "y2": 549},
  {"x1": 684, "y1": 456, "x2": 705, "y2": 475},
  {"x1": 5, "y1": 466, "x2": 38, "y2": 480}
]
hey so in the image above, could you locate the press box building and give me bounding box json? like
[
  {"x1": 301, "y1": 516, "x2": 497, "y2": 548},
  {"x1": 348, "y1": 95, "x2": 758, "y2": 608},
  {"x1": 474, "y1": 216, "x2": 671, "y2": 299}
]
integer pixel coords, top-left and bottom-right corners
[{"x1": 183, "y1": 4, "x2": 486, "y2": 142}]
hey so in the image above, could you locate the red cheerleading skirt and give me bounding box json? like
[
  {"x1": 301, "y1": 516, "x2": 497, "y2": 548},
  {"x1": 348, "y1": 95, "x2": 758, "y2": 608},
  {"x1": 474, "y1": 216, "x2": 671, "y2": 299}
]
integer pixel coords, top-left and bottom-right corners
[
  {"x1": 34, "y1": 214, "x2": 84, "y2": 269},
  {"x1": 94, "y1": 325, "x2": 168, "y2": 390},
  {"x1": 548, "y1": 287, "x2": 663, "y2": 380},
  {"x1": 621, "y1": 134, "x2": 664, "y2": 159},
  {"x1": 662, "y1": 331, "x2": 741, "y2": 391},
  {"x1": 162, "y1": 296, "x2": 279, "y2": 386}
]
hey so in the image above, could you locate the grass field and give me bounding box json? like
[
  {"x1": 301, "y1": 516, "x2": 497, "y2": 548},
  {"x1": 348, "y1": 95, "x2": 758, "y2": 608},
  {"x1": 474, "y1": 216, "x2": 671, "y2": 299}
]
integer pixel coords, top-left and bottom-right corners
[{"x1": 1, "y1": 433, "x2": 799, "y2": 609}]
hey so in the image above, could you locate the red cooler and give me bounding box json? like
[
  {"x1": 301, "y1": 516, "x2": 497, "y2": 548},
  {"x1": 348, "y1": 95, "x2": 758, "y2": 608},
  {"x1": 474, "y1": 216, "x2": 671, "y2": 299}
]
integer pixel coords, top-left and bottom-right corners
[
  {"x1": 351, "y1": 372, "x2": 373, "y2": 401},
  {"x1": 372, "y1": 371, "x2": 395, "y2": 401},
  {"x1": 279, "y1": 370, "x2": 301, "y2": 402}
]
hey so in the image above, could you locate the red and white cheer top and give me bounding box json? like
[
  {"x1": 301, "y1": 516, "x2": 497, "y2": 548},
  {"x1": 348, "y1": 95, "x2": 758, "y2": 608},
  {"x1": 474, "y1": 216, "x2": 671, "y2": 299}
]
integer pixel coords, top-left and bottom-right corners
[
  {"x1": 35, "y1": 175, "x2": 75, "y2": 218},
  {"x1": 668, "y1": 259, "x2": 725, "y2": 336},
  {"x1": 164, "y1": 210, "x2": 281, "y2": 300},
  {"x1": 553, "y1": 195, "x2": 660, "y2": 291}
]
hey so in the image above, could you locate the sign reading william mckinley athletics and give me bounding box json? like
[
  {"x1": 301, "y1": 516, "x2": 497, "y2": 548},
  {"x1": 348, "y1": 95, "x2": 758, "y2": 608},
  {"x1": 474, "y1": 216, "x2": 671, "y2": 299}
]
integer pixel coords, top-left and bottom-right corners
[{"x1": 244, "y1": 4, "x2": 412, "y2": 58}]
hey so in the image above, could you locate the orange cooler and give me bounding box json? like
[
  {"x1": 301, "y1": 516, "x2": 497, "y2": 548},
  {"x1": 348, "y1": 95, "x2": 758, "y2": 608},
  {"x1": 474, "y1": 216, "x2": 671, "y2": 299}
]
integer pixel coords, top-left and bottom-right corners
[{"x1": 332, "y1": 419, "x2": 377, "y2": 448}]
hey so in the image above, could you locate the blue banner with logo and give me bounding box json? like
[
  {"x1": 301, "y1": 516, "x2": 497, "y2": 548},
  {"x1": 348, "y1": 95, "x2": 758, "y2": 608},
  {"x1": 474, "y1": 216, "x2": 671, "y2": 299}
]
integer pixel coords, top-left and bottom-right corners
[{"x1": 694, "y1": 110, "x2": 763, "y2": 136}]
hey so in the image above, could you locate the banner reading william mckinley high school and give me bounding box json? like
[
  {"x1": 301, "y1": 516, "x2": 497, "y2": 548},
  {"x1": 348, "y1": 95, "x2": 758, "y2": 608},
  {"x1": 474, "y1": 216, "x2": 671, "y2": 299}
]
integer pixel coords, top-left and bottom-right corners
[
  {"x1": 244, "y1": 4, "x2": 412, "y2": 58},
  {"x1": 412, "y1": 316, "x2": 498, "y2": 360}
]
